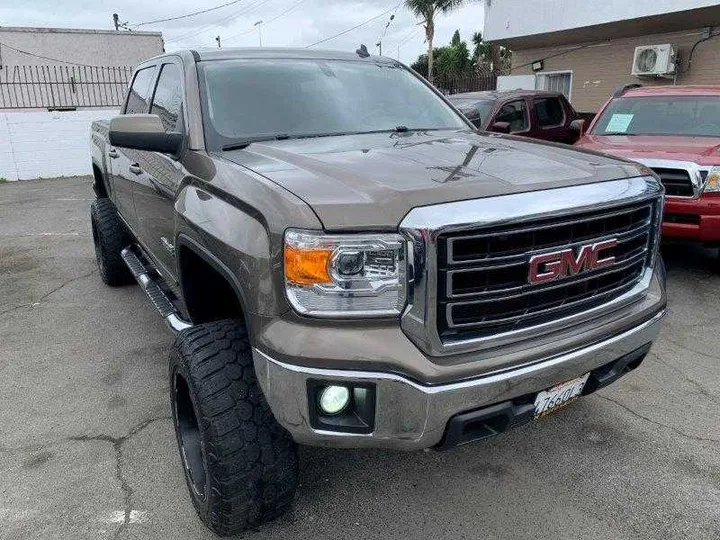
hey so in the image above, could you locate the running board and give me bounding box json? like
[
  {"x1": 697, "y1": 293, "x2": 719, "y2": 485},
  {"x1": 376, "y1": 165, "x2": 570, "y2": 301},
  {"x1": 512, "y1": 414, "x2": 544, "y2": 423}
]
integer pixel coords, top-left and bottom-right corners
[{"x1": 120, "y1": 247, "x2": 193, "y2": 333}]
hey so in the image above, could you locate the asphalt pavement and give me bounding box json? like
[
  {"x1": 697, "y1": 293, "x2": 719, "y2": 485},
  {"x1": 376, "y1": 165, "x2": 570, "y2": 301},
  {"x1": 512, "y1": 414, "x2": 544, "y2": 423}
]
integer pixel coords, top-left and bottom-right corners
[{"x1": 0, "y1": 176, "x2": 718, "y2": 540}]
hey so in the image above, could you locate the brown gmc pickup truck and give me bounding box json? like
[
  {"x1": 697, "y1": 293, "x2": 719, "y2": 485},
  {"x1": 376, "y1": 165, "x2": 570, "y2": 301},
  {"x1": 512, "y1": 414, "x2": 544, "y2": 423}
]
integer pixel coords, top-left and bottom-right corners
[{"x1": 90, "y1": 48, "x2": 667, "y2": 535}]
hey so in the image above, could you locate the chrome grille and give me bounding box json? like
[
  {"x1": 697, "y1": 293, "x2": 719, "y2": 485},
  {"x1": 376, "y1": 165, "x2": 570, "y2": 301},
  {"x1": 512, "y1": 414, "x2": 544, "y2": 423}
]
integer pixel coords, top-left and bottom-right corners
[
  {"x1": 651, "y1": 167, "x2": 694, "y2": 197},
  {"x1": 437, "y1": 202, "x2": 656, "y2": 340}
]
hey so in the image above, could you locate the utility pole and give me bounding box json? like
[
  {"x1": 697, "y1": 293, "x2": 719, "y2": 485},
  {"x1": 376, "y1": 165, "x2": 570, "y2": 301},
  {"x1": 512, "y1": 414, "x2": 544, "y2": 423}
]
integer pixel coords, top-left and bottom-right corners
[
  {"x1": 376, "y1": 14, "x2": 394, "y2": 57},
  {"x1": 113, "y1": 13, "x2": 119, "y2": 31},
  {"x1": 254, "y1": 20, "x2": 263, "y2": 47},
  {"x1": 215, "y1": 35, "x2": 221, "y2": 48}
]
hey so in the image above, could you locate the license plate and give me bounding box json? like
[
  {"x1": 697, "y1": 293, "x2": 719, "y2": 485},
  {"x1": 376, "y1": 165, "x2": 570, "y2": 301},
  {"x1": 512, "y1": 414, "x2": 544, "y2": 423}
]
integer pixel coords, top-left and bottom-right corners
[{"x1": 533, "y1": 373, "x2": 590, "y2": 419}]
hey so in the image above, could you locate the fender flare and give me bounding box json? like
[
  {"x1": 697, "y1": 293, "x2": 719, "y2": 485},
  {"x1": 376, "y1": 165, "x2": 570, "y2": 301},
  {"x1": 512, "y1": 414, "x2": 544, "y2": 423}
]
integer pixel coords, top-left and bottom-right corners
[{"x1": 175, "y1": 233, "x2": 251, "y2": 325}]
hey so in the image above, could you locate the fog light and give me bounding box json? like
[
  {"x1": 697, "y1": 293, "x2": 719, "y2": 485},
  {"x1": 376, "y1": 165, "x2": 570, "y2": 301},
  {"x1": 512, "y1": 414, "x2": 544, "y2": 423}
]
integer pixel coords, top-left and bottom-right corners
[{"x1": 318, "y1": 385, "x2": 350, "y2": 415}]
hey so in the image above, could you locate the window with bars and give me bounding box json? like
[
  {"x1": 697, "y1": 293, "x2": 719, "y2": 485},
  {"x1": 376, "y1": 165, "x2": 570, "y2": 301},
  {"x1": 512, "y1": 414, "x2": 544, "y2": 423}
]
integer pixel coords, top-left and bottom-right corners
[{"x1": 537, "y1": 71, "x2": 572, "y2": 100}]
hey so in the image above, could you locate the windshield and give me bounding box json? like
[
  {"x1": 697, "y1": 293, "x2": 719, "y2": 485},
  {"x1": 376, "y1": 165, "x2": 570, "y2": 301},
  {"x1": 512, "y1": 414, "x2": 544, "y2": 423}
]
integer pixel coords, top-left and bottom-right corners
[
  {"x1": 449, "y1": 98, "x2": 495, "y2": 125},
  {"x1": 592, "y1": 95, "x2": 720, "y2": 137},
  {"x1": 200, "y1": 59, "x2": 467, "y2": 147}
]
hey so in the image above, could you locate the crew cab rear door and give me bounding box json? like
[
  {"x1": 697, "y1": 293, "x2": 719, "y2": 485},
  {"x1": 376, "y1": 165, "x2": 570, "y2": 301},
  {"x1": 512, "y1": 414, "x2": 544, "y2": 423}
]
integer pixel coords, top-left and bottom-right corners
[
  {"x1": 131, "y1": 59, "x2": 187, "y2": 283},
  {"x1": 111, "y1": 64, "x2": 157, "y2": 230},
  {"x1": 531, "y1": 95, "x2": 575, "y2": 143}
]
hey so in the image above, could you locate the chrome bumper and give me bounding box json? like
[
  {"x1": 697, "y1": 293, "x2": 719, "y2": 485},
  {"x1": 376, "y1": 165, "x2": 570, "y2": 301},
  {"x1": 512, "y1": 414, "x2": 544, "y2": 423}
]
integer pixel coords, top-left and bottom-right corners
[{"x1": 253, "y1": 309, "x2": 665, "y2": 450}]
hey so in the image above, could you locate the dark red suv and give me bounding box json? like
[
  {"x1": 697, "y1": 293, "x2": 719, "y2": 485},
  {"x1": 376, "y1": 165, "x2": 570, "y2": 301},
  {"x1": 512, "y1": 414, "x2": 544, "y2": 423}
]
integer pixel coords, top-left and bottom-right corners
[
  {"x1": 448, "y1": 90, "x2": 583, "y2": 144},
  {"x1": 576, "y1": 84, "x2": 720, "y2": 249}
]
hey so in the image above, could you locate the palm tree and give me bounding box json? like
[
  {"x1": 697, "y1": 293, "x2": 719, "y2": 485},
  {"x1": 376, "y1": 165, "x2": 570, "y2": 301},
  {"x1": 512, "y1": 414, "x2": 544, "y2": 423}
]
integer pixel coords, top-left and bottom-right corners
[{"x1": 404, "y1": 0, "x2": 464, "y2": 83}]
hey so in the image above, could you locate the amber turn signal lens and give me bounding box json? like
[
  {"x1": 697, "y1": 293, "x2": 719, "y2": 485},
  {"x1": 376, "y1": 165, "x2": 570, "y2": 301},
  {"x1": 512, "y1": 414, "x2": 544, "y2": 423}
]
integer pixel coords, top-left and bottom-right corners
[{"x1": 284, "y1": 246, "x2": 333, "y2": 285}]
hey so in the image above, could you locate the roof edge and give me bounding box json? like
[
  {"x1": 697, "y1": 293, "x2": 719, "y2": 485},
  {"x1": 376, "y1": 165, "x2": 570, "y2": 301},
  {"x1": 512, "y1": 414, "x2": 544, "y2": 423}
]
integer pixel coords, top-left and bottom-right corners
[{"x1": 0, "y1": 25, "x2": 163, "y2": 37}]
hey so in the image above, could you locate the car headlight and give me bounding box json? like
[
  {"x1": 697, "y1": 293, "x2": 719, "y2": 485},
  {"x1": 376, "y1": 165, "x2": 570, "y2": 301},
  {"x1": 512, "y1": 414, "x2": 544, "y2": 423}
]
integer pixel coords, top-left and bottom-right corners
[
  {"x1": 704, "y1": 166, "x2": 720, "y2": 193},
  {"x1": 284, "y1": 229, "x2": 406, "y2": 317}
]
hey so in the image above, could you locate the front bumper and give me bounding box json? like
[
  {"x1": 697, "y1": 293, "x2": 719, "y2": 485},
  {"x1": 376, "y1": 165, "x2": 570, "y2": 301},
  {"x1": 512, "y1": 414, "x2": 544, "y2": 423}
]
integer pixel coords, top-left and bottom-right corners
[
  {"x1": 663, "y1": 194, "x2": 720, "y2": 243},
  {"x1": 253, "y1": 309, "x2": 665, "y2": 450}
]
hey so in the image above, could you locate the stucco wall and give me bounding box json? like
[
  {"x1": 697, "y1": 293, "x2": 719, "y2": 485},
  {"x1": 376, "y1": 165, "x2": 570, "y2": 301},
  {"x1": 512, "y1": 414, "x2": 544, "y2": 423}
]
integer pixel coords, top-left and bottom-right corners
[
  {"x1": 0, "y1": 109, "x2": 117, "y2": 181},
  {"x1": 0, "y1": 26, "x2": 163, "y2": 67},
  {"x1": 484, "y1": 0, "x2": 719, "y2": 42},
  {"x1": 510, "y1": 28, "x2": 720, "y2": 113}
]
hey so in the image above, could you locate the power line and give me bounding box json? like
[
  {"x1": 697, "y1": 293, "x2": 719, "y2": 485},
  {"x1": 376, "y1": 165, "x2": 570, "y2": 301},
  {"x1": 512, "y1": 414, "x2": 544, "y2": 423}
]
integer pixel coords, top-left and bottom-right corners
[
  {"x1": 395, "y1": 26, "x2": 422, "y2": 48},
  {"x1": 305, "y1": 2, "x2": 401, "y2": 48},
  {"x1": 133, "y1": 0, "x2": 248, "y2": 28},
  {"x1": 165, "y1": 0, "x2": 272, "y2": 44},
  {"x1": 222, "y1": 0, "x2": 309, "y2": 43},
  {"x1": 0, "y1": 40, "x2": 107, "y2": 67},
  {"x1": 509, "y1": 39, "x2": 608, "y2": 72}
]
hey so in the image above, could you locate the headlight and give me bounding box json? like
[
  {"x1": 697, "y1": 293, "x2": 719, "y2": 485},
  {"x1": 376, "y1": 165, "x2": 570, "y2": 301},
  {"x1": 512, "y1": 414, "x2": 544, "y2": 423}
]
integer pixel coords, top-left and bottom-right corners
[
  {"x1": 704, "y1": 166, "x2": 720, "y2": 193},
  {"x1": 284, "y1": 229, "x2": 406, "y2": 317}
]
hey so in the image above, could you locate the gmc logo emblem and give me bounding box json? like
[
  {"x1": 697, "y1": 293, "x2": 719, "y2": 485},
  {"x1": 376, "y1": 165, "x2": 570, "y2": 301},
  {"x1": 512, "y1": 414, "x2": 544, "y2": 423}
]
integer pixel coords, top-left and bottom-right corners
[{"x1": 528, "y1": 239, "x2": 618, "y2": 284}]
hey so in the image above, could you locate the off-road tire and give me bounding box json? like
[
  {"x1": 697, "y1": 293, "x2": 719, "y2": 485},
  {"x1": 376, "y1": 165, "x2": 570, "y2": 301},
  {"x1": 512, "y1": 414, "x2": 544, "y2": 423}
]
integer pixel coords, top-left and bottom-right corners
[
  {"x1": 90, "y1": 199, "x2": 132, "y2": 286},
  {"x1": 169, "y1": 319, "x2": 298, "y2": 536}
]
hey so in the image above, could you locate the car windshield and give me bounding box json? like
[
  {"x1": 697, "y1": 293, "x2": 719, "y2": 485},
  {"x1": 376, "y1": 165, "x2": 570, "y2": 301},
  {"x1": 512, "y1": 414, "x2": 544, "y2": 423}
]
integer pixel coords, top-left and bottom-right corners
[
  {"x1": 591, "y1": 95, "x2": 720, "y2": 137},
  {"x1": 200, "y1": 58, "x2": 467, "y2": 147},
  {"x1": 448, "y1": 98, "x2": 495, "y2": 125}
]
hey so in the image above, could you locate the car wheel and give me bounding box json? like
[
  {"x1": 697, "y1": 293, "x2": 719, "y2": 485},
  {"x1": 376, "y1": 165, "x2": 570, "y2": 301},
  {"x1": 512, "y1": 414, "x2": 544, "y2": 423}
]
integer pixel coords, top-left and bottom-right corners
[
  {"x1": 169, "y1": 319, "x2": 298, "y2": 536},
  {"x1": 90, "y1": 199, "x2": 132, "y2": 286}
]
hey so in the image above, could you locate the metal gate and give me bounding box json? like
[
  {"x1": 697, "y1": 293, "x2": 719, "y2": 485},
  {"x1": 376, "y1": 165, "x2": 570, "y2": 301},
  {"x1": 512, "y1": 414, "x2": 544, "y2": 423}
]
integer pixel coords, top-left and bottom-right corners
[{"x1": 0, "y1": 64, "x2": 131, "y2": 109}]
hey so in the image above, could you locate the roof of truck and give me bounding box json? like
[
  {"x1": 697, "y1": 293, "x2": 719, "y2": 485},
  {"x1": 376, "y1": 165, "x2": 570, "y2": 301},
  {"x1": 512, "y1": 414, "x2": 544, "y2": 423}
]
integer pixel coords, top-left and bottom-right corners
[
  {"x1": 448, "y1": 90, "x2": 565, "y2": 101},
  {"x1": 189, "y1": 47, "x2": 396, "y2": 63},
  {"x1": 621, "y1": 85, "x2": 720, "y2": 97}
]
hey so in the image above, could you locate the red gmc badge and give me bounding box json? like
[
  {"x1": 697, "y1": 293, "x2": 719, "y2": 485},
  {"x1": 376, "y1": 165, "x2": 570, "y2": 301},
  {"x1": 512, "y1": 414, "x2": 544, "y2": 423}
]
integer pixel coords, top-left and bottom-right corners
[{"x1": 528, "y1": 239, "x2": 618, "y2": 284}]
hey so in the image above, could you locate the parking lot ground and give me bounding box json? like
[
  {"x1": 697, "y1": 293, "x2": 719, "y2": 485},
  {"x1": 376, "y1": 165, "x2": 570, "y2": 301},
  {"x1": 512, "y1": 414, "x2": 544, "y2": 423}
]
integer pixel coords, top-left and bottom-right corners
[{"x1": 0, "y1": 176, "x2": 718, "y2": 540}]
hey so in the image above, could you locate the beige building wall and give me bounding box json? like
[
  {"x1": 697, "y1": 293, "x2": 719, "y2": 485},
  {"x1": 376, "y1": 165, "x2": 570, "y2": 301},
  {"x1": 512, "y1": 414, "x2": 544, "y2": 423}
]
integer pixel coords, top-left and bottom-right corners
[
  {"x1": 511, "y1": 28, "x2": 720, "y2": 113},
  {"x1": 0, "y1": 26, "x2": 164, "y2": 68}
]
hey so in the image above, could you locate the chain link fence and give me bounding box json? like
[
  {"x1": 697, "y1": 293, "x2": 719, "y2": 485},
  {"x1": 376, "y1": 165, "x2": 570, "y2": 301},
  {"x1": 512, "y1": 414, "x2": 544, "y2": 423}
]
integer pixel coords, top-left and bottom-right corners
[{"x1": 0, "y1": 64, "x2": 131, "y2": 109}]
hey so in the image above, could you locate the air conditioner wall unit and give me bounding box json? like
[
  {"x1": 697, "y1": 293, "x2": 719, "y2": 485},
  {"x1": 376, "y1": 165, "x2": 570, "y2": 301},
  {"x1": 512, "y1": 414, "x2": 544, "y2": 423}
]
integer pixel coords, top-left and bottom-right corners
[{"x1": 632, "y1": 44, "x2": 677, "y2": 77}]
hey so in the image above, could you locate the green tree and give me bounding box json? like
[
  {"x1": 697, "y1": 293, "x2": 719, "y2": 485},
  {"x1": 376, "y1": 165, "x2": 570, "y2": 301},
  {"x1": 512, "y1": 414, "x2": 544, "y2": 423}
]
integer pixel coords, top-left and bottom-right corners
[
  {"x1": 436, "y1": 31, "x2": 471, "y2": 75},
  {"x1": 471, "y1": 31, "x2": 491, "y2": 66},
  {"x1": 404, "y1": 0, "x2": 464, "y2": 83}
]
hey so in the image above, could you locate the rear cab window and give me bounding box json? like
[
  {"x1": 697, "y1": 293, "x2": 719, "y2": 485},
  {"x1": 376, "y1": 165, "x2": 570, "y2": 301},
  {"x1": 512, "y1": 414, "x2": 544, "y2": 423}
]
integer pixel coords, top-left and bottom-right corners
[
  {"x1": 535, "y1": 97, "x2": 565, "y2": 128},
  {"x1": 124, "y1": 66, "x2": 157, "y2": 114},
  {"x1": 495, "y1": 100, "x2": 529, "y2": 132}
]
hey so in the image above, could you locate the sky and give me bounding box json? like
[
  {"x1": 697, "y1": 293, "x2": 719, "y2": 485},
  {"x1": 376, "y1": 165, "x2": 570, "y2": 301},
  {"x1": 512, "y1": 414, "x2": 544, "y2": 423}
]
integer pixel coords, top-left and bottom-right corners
[{"x1": 0, "y1": 0, "x2": 485, "y2": 65}]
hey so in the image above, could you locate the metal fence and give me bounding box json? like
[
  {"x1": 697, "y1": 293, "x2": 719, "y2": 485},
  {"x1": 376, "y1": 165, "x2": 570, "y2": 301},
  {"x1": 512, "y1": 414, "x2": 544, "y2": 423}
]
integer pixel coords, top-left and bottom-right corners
[
  {"x1": 435, "y1": 71, "x2": 498, "y2": 95},
  {"x1": 0, "y1": 65, "x2": 131, "y2": 109}
]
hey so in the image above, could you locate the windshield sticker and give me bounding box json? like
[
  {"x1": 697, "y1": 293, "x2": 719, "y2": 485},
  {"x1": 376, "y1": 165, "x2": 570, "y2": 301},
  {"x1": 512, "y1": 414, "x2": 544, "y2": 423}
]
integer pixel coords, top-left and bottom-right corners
[{"x1": 605, "y1": 113, "x2": 634, "y2": 133}]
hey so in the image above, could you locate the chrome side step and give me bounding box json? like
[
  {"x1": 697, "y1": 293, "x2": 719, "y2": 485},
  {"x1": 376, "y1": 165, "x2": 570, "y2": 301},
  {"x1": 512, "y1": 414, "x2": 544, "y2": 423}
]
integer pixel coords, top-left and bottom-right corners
[{"x1": 120, "y1": 247, "x2": 193, "y2": 333}]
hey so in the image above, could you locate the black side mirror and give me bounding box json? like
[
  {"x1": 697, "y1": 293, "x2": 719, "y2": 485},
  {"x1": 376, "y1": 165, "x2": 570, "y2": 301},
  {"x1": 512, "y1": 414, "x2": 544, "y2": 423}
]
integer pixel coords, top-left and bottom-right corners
[
  {"x1": 109, "y1": 114, "x2": 183, "y2": 155},
  {"x1": 490, "y1": 121, "x2": 511, "y2": 134},
  {"x1": 570, "y1": 118, "x2": 586, "y2": 136}
]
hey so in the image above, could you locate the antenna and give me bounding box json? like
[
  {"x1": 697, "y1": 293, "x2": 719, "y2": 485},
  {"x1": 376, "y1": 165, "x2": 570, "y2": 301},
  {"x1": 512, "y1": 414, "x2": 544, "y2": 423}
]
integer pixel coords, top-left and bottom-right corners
[{"x1": 356, "y1": 44, "x2": 370, "y2": 58}]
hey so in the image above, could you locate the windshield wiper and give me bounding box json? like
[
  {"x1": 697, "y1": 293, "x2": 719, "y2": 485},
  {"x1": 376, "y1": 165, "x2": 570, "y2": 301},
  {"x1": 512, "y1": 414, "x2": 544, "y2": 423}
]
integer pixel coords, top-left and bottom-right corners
[
  {"x1": 602, "y1": 132, "x2": 637, "y2": 136},
  {"x1": 222, "y1": 134, "x2": 290, "y2": 151}
]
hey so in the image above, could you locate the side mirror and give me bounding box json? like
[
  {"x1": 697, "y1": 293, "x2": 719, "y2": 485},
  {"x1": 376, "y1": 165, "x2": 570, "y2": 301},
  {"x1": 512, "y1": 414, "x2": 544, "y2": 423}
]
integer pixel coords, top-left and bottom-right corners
[
  {"x1": 490, "y1": 121, "x2": 511, "y2": 134},
  {"x1": 109, "y1": 114, "x2": 183, "y2": 155},
  {"x1": 570, "y1": 118, "x2": 586, "y2": 136}
]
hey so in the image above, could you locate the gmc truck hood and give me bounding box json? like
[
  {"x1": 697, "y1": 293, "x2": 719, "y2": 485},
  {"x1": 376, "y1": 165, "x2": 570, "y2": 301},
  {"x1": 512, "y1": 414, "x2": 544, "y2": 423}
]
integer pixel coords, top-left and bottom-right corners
[{"x1": 221, "y1": 129, "x2": 644, "y2": 230}]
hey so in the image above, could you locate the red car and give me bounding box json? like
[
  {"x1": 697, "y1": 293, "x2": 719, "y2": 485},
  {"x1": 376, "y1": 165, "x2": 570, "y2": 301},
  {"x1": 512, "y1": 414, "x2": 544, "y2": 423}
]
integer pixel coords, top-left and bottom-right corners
[
  {"x1": 576, "y1": 84, "x2": 720, "y2": 248},
  {"x1": 448, "y1": 90, "x2": 584, "y2": 144}
]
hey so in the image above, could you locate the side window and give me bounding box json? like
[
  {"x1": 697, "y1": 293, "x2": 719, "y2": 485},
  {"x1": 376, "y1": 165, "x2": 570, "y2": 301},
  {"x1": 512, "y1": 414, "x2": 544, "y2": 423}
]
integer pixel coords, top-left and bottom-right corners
[
  {"x1": 124, "y1": 67, "x2": 156, "y2": 115},
  {"x1": 535, "y1": 97, "x2": 565, "y2": 128},
  {"x1": 495, "y1": 100, "x2": 529, "y2": 132},
  {"x1": 150, "y1": 63, "x2": 184, "y2": 132}
]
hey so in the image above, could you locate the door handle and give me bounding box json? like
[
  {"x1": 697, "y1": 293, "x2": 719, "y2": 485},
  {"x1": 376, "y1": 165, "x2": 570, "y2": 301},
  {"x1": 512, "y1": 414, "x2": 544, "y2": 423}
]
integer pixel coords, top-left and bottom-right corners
[
  {"x1": 108, "y1": 148, "x2": 119, "y2": 159},
  {"x1": 129, "y1": 163, "x2": 143, "y2": 175}
]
